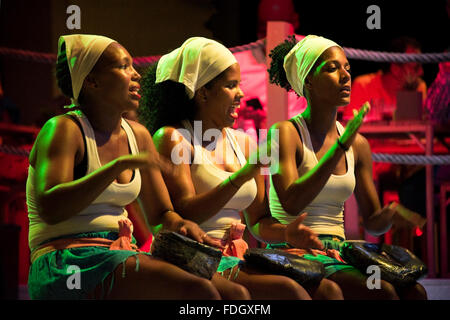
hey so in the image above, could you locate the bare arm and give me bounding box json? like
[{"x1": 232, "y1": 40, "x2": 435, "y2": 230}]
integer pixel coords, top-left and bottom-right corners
[
  {"x1": 271, "y1": 105, "x2": 368, "y2": 215},
  {"x1": 353, "y1": 134, "x2": 395, "y2": 236},
  {"x1": 241, "y1": 151, "x2": 289, "y2": 244},
  {"x1": 132, "y1": 122, "x2": 220, "y2": 245},
  {"x1": 152, "y1": 126, "x2": 260, "y2": 224},
  {"x1": 269, "y1": 121, "x2": 345, "y2": 215},
  {"x1": 31, "y1": 116, "x2": 149, "y2": 225},
  {"x1": 242, "y1": 130, "x2": 323, "y2": 249}
]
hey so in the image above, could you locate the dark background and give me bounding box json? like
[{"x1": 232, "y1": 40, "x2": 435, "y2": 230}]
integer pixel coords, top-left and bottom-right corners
[
  {"x1": 1, "y1": 0, "x2": 448, "y2": 126},
  {"x1": 228, "y1": 0, "x2": 448, "y2": 85}
]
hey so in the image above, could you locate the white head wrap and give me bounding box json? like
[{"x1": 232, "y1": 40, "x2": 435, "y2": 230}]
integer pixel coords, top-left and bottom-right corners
[
  {"x1": 283, "y1": 35, "x2": 341, "y2": 97},
  {"x1": 58, "y1": 34, "x2": 116, "y2": 107},
  {"x1": 155, "y1": 37, "x2": 237, "y2": 99}
]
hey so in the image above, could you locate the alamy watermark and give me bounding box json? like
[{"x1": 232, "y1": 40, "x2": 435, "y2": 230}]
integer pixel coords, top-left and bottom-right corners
[
  {"x1": 366, "y1": 5, "x2": 381, "y2": 30},
  {"x1": 66, "y1": 265, "x2": 81, "y2": 290},
  {"x1": 366, "y1": 265, "x2": 381, "y2": 289},
  {"x1": 66, "y1": 5, "x2": 81, "y2": 30},
  {"x1": 170, "y1": 121, "x2": 279, "y2": 176}
]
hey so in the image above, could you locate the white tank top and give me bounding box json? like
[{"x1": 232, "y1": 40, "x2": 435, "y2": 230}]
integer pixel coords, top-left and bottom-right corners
[
  {"x1": 27, "y1": 110, "x2": 141, "y2": 249},
  {"x1": 181, "y1": 120, "x2": 257, "y2": 240},
  {"x1": 269, "y1": 115, "x2": 355, "y2": 240}
]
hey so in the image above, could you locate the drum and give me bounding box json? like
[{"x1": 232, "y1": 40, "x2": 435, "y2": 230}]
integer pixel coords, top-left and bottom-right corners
[
  {"x1": 151, "y1": 231, "x2": 222, "y2": 280},
  {"x1": 342, "y1": 241, "x2": 428, "y2": 287},
  {"x1": 244, "y1": 248, "x2": 325, "y2": 286}
]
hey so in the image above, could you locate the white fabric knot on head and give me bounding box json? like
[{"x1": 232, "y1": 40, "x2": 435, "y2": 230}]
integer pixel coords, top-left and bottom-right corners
[
  {"x1": 58, "y1": 34, "x2": 116, "y2": 108},
  {"x1": 283, "y1": 35, "x2": 341, "y2": 97},
  {"x1": 155, "y1": 37, "x2": 237, "y2": 99}
]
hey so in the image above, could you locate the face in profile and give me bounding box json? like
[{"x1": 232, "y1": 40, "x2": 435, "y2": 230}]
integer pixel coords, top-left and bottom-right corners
[
  {"x1": 202, "y1": 63, "x2": 244, "y2": 128},
  {"x1": 85, "y1": 42, "x2": 141, "y2": 112},
  {"x1": 305, "y1": 46, "x2": 352, "y2": 107}
]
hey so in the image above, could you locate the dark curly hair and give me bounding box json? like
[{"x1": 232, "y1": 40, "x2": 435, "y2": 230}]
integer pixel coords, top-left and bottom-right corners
[
  {"x1": 138, "y1": 61, "x2": 196, "y2": 135},
  {"x1": 267, "y1": 35, "x2": 298, "y2": 96}
]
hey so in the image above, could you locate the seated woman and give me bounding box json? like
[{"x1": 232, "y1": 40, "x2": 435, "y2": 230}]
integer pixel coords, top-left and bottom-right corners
[
  {"x1": 265, "y1": 35, "x2": 427, "y2": 300},
  {"x1": 139, "y1": 36, "x2": 343, "y2": 300},
  {"x1": 27, "y1": 34, "x2": 249, "y2": 300}
]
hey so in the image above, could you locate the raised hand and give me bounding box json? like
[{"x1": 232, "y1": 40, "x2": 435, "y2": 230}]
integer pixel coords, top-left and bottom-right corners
[
  {"x1": 376, "y1": 201, "x2": 397, "y2": 224},
  {"x1": 285, "y1": 213, "x2": 324, "y2": 250},
  {"x1": 339, "y1": 102, "x2": 370, "y2": 149}
]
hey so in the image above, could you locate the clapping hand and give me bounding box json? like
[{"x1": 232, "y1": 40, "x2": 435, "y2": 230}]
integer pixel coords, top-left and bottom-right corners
[
  {"x1": 285, "y1": 213, "x2": 324, "y2": 250},
  {"x1": 339, "y1": 102, "x2": 371, "y2": 149}
]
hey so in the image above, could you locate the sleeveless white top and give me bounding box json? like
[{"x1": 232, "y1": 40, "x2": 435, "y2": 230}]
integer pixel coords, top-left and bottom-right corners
[
  {"x1": 269, "y1": 115, "x2": 356, "y2": 240},
  {"x1": 181, "y1": 120, "x2": 257, "y2": 240},
  {"x1": 27, "y1": 110, "x2": 141, "y2": 250}
]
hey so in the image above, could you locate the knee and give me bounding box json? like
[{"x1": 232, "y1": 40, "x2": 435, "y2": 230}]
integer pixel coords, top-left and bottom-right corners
[
  {"x1": 411, "y1": 283, "x2": 428, "y2": 300},
  {"x1": 400, "y1": 282, "x2": 428, "y2": 300},
  {"x1": 189, "y1": 278, "x2": 222, "y2": 300},
  {"x1": 278, "y1": 277, "x2": 312, "y2": 300},
  {"x1": 318, "y1": 279, "x2": 344, "y2": 300},
  {"x1": 379, "y1": 280, "x2": 399, "y2": 300},
  {"x1": 229, "y1": 283, "x2": 251, "y2": 300}
]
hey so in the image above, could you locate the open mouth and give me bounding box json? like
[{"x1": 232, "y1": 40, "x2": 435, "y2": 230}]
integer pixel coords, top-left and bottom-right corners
[
  {"x1": 129, "y1": 85, "x2": 141, "y2": 99},
  {"x1": 229, "y1": 103, "x2": 240, "y2": 119}
]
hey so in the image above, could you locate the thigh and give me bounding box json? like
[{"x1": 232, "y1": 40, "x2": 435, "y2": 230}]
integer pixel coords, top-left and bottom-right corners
[
  {"x1": 396, "y1": 282, "x2": 428, "y2": 300},
  {"x1": 98, "y1": 254, "x2": 220, "y2": 300},
  {"x1": 303, "y1": 278, "x2": 344, "y2": 300},
  {"x1": 329, "y1": 268, "x2": 399, "y2": 300},
  {"x1": 211, "y1": 273, "x2": 251, "y2": 300},
  {"x1": 232, "y1": 265, "x2": 311, "y2": 300}
]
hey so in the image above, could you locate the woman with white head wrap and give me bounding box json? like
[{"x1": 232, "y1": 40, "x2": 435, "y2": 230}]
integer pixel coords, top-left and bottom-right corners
[
  {"x1": 266, "y1": 35, "x2": 427, "y2": 300},
  {"x1": 139, "y1": 36, "x2": 346, "y2": 300},
  {"x1": 27, "y1": 34, "x2": 229, "y2": 300}
]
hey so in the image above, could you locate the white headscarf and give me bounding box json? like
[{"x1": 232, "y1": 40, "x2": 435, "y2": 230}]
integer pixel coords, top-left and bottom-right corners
[
  {"x1": 283, "y1": 35, "x2": 341, "y2": 97},
  {"x1": 58, "y1": 34, "x2": 116, "y2": 107},
  {"x1": 155, "y1": 37, "x2": 237, "y2": 99}
]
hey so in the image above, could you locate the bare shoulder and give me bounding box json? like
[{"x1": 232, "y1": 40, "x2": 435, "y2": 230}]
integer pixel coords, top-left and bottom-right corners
[
  {"x1": 152, "y1": 125, "x2": 191, "y2": 145},
  {"x1": 122, "y1": 120, "x2": 152, "y2": 153},
  {"x1": 269, "y1": 119, "x2": 302, "y2": 148},
  {"x1": 352, "y1": 133, "x2": 372, "y2": 164},
  {"x1": 126, "y1": 119, "x2": 151, "y2": 139},
  {"x1": 44, "y1": 114, "x2": 80, "y2": 130},
  {"x1": 30, "y1": 115, "x2": 83, "y2": 164},
  {"x1": 38, "y1": 114, "x2": 83, "y2": 145},
  {"x1": 152, "y1": 124, "x2": 193, "y2": 156},
  {"x1": 270, "y1": 120, "x2": 294, "y2": 131},
  {"x1": 269, "y1": 120, "x2": 299, "y2": 138}
]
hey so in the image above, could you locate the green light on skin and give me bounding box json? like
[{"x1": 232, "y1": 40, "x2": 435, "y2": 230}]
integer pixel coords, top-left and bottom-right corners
[
  {"x1": 248, "y1": 220, "x2": 261, "y2": 239},
  {"x1": 34, "y1": 118, "x2": 61, "y2": 193},
  {"x1": 251, "y1": 223, "x2": 261, "y2": 237},
  {"x1": 150, "y1": 223, "x2": 163, "y2": 236}
]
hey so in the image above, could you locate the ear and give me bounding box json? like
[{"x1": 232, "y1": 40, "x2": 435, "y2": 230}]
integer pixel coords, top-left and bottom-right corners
[
  {"x1": 84, "y1": 74, "x2": 98, "y2": 89},
  {"x1": 197, "y1": 86, "x2": 208, "y2": 102}
]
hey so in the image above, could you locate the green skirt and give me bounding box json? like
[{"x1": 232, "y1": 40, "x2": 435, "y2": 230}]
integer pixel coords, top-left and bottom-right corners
[{"x1": 28, "y1": 231, "x2": 148, "y2": 300}]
